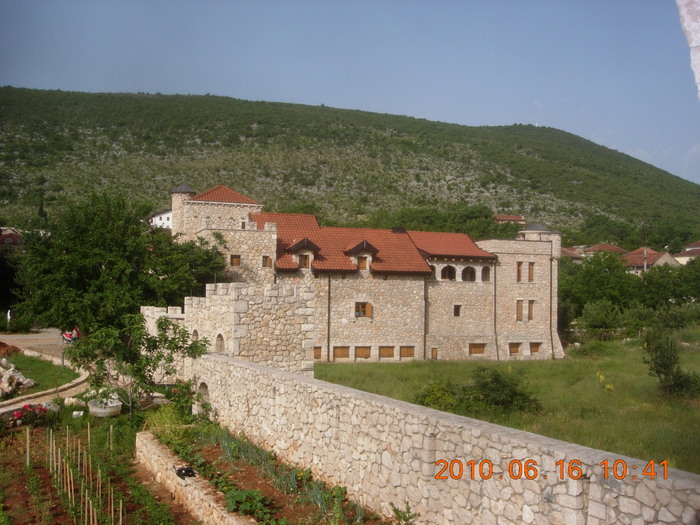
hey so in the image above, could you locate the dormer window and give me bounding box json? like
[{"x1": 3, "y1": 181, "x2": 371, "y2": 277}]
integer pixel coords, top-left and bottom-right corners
[
  {"x1": 357, "y1": 256, "x2": 368, "y2": 270},
  {"x1": 298, "y1": 254, "x2": 310, "y2": 269}
]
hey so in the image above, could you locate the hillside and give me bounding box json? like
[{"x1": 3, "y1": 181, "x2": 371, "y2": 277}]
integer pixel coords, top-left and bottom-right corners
[{"x1": 1, "y1": 87, "x2": 699, "y2": 245}]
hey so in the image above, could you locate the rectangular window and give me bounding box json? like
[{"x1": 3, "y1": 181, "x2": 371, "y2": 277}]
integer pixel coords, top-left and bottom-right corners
[
  {"x1": 241, "y1": 221, "x2": 246, "y2": 230},
  {"x1": 313, "y1": 346, "x2": 322, "y2": 360},
  {"x1": 453, "y1": 304, "x2": 462, "y2": 317},
  {"x1": 528, "y1": 300, "x2": 535, "y2": 321},
  {"x1": 379, "y1": 346, "x2": 394, "y2": 358},
  {"x1": 333, "y1": 346, "x2": 350, "y2": 359},
  {"x1": 357, "y1": 256, "x2": 368, "y2": 270},
  {"x1": 262, "y1": 255, "x2": 272, "y2": 268},
  {"x1": 355, "y1": 346, "x2": 371, "y2": 359},
  {"x1": 230, "y1": 254, "x2": 241, "y2": 266},
  {"x1": 516, "y1": 261, "x2": 523, "y2": 282},
  {"x1": 509, "y1": 342, "x2": 521, "y2": 355},
  {"x1": 516, "y1": 300, "x2": 523, "y2": 321},
  {"x1": 528, "y1": 262, "x2": 535, "y2": 282},
  {"x1": 399, "y1": 346, "x2": 415, "y2": 358},
  {"x1": 469, "y1": 343, "x2": 486, "y2": 355},
  {"x1": 298, "y1": 254, "x2": 310, "y2": 268},
  {"x1": 530, "y1": 342, "x2": 541, "y2": 354},
  {"x1": 431, "y1": 347, "x2": 438, "y2": 360},
  {"x1": 355, "y1": 302, "x2": 373, "y2": 318}
]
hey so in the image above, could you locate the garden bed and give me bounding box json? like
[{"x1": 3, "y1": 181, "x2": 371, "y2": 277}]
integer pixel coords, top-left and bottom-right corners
[{"x1": 140, "y1": 420, "x2": 396, "y2": 525}]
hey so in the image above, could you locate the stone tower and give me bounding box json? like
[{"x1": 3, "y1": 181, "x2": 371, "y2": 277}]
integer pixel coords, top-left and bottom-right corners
[{"x1": 170, "y1": 183, "x2": 196, "y2": 236}]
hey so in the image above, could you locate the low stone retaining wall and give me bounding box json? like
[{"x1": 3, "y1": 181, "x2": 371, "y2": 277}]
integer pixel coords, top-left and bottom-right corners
[
  {"x1": 179, "y1": 353, "x2": 700, "y2": 525},
  {"x1": 135, "y1": 431, "x2": 255, "y2": 525}
]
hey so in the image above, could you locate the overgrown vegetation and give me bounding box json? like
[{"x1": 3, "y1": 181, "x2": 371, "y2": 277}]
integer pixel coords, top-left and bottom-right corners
[
  {"x1": 2, "y1": 352, "x2": 78, "y2": 399},
  {"x1": 643, "y1": 329, "x2": 700, "y2": 397},
  {"x1": 413, "y1": 366, "x2": 541, "y2": 418},
  {"x1": 2, "y1": 87, "x2": 699, "y2": 247}
]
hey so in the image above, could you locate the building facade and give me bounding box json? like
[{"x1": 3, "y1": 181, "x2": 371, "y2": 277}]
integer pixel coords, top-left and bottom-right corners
[{"x1": 142, "y1": 185, "x2": 565, "y2": 374}]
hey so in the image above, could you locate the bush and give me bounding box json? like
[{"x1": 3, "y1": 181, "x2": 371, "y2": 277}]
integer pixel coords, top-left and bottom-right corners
[
  {"x1": 413, "y1": 367, "x2": 541, "y2": 419},
  {"x1": 567, "y1": 341, "x2": 615, "y2": 359},
  {"x1": 643, "y1": 329, "x2": 700, "y2": 397},
  {"x1": 580, "y1": 300, "x2": 622, "y2": 340}
]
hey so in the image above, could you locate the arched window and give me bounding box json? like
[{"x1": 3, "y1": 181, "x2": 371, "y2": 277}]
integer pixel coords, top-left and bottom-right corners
[
  {"x1": 215, "y1": 334, "x2": 225, "y2": 353},
  {"x1": 441, "y1": 265, "x2": 456, "y2": 281},
  {"x1": 482, "y1": 267, "x2": 491, "y2": 282},
  {"x1": 462, "y1": 266, "x2": 476, "y2": 282},
  {"x1": 192, "y1": 329, "x2": 199, "y2": 341}
]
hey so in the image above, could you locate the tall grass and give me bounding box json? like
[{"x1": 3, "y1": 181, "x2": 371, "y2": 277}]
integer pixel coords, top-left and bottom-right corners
[{"x1": 315, "y1": 330, "x2": 700, "y2": 474}]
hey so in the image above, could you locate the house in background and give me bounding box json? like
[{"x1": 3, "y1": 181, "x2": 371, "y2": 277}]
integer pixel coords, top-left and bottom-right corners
[
  {"x1": 148, "y1": 210, "x2": 173, "y2": 229},
  {"x1": 582, "y1": 243, "x2": 628, "y2": 257},
  {"x1": 675, "y1": 240, "x2": 700, "y2": 265},
  {"x1": 623, "y1": 247, "x2": 680, "y2": 275},
  {"x1": 493, "y1": 214, "x2": 526, "y2": 225},
  {"x1": 142, "y1": 184, "x2": 565, "y2": 374},
  {"x1": 0, "y1": 227, "x2": 21, "y2": 247}
]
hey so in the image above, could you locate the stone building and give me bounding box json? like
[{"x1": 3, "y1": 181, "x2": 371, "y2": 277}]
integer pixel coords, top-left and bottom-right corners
[{"x1": 142, "y1": 184, "x2": 564, "y2": 374}]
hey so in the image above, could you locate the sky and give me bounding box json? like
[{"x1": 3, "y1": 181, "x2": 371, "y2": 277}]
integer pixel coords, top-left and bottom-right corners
[{"x1": 1, "y1": 1, "x2": 700, "y2": 185}]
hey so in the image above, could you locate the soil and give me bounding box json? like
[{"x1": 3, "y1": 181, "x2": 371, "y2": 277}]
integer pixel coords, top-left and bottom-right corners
[
  {"x1": 0, "y1": 427, "x2": 200, "y2": 525},
  {"x1": 0, "y1": 341, "x2": 20, "y2": 357}
]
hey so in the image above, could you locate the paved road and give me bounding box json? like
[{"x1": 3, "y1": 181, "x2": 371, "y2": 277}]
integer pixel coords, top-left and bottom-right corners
[{"x1": 0, "y1": 329, "x2": 89, "y2": 413}]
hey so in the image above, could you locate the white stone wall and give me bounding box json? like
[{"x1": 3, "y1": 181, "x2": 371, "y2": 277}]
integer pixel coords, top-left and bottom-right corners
[
  {"x1": 177, "y1": 355, "x2": 700, "y2": 525},
  {"x1": 478, "y1": 239, "x2": 564, "y2": 359}
]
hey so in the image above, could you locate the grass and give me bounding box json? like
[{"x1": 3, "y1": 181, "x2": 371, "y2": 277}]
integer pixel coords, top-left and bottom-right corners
[
  {"x1": 314, "y1": 330, "x2": 700, "y2": 474},
  {"x1": 3, "y1": 353, "x2": 79, "y2": 399}
]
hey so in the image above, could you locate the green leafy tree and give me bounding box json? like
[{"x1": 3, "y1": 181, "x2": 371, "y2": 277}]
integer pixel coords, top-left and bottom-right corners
[
  {"x1": 67, "y1": 313, "x2": 208, "y2": 411},
  {"x1": 639, "y1": 265, "x2": 688, "y2": 309},
  {"x1": 12, "y1": 191, "x2": 225, "y2": 333},
  {"x1": 559, "y1": 252, "x2": 638, "y2": 318}
]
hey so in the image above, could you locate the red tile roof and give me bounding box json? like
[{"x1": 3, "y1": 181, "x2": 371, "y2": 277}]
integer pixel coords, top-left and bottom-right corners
[
  {"x1": 191, "y1": 185, "x2": 260, "y2": 205},
  {"x1": 251, "y1": 212, "x2": 496, "y2": 272},
  {"x1": 622, "y1": 247, "x2": 664, "y2": 267},
  {"x1": 684, "y1": 240, "x2": 700, "y2": 249},
  {"x1": 407, "y1": 231, "x2": 496, "y2": 260}
]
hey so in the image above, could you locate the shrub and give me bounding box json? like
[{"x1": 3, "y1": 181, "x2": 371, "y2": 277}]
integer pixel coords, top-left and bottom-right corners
[
  {"x1": 643, "y1": 329, "x2": 700, "y2": 397},
  {"x1": 413, "y1": 367, "x2": 540, "y2": 419},
  {"x1": 580, "y1": 299, "x2": 622, "y2": 340}
]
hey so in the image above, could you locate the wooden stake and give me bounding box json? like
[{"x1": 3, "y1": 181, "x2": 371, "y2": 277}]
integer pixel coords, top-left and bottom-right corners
[
  {"x1": 48, "y1": 428, "x2": 52, "y2": 471},
  {"x1": 57, "y1": 448, "x2": 62, "y2": 491},
  {"x1": 87, "y1": 421, "x2": 91, "y2": 448},
  {"x1": 25, "y1": 427, "x2": 29, "y2": 467}
]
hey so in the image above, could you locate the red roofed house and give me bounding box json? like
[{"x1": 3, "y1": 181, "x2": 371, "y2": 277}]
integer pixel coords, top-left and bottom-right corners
[
  {"x1": 675, "y1": 240, "x2": 700, "y2": 266},
  {"x1": 622, "y1": 247, "x2": 680, "y2": 275},
  {"x1": 142, "y1": 185, "x2": 565, "y2": 374}
]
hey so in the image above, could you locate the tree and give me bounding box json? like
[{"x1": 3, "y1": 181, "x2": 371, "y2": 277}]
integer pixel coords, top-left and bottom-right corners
[
  {"x1": 67, "y1": 313, "x2": 208, "y2": 412},
  {"x1": 639, "y1": 265, "x2": 688, "y2": 309},
  {"x1": 559, "y1": 252, "x2": 638, "y2": 318},
  {"x1": 12, "y1": 191, "x2": 225, "y2": 333}
]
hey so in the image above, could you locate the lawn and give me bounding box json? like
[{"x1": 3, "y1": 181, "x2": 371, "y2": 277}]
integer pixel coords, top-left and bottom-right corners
[
  {"x1": 3, "y1": 353, "x2": 79, "y2": 399},
  {"x1": 315, "y1": 331, "x2": 700, "y2": 474}
]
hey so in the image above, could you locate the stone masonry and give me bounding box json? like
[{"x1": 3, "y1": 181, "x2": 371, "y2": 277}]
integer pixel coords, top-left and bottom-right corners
[{"x1": 175, "y1": 354, "x2": 700, "y2": 525}]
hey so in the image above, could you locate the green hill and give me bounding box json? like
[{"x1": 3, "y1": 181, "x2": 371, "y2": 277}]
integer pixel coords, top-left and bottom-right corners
[{"x1": 1, "y1": 86, "x2": 699, "y2": 247}]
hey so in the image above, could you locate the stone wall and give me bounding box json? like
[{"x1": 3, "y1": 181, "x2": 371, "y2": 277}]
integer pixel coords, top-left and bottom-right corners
[
  {"x1": 178, "y1": 354, "x2": 700, "y2": 525},
  {"x1": 478, "y1": 239, "x2": 564, "y2": 359},
  {"x1": 135, "y1": 432, "x2": 255, "y2": 525},
  {"x1": 141, "y1": 279, "x2": 316, "y2": 375}
]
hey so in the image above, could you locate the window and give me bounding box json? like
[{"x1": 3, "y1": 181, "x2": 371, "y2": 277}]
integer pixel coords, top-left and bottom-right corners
[
  {"x1": 441, "y1": 265, "x2": 456, "y2": 281},
  {"x1": 509, "y1": 342, "x2": 521, "y2": 355},
  {"x1": 400, "y1": 346, "x2": 415, "y2": 358},
  {"x1": 516, "y1": 300, "x2": 523, "y2": 321},
  {"x1": 462, "y1": 266, "x2": 476, "y2": 282},
  {"x1": 241, "y1": 221, "x2": 246, "y2": 230},
  {"x1": 481, "y1": 267, "x2": 490, "y2": 282},
  {"x1": 528, "y1": 262, "x2": 535, "y2": 282},
  {"x1": 530, "y1": 342, "x2": 541, "y2": 354},
  {"x1": 469, "y1": 343, "x2": 486, "y2": 355},
  {"x1": 230, "y1": 254, "x2": 241, "y2": 266},
  {"x1": 357, "y1": 256, "x2": 368, "y2": 270},
  {"x1": 453, "y1": 305, "x2": 462, "y2": 317},
  {"x1": 314, "y1": 346, "x2": 322, "y2": 360},
  {"x1": 516, "y1": 261, "x2": 523, "y2": 282},
  {"x1": 431, "y1": 347, "x2": 438, "y2": 359},
  {"x1": 528, "y1": 300, "x2": 535, "y2": 321},
  {"x1": 298, "y1": 254, "x2": 310, "y2": 268},
  {"x1": 262, "y1": 255, "x2": 272, "y2": 268},
  {"x1": 379, "y1": 346, "x2": 394, "y2": 358},
  {"x1": 333, "y1": 346, "x2": 350, "y2": 359},
  {"x1": 355, "y1": 346, "x2": 371, "y2": 359},
  {"x1": 355, "y1": 302, "x2": 373, "y2": 318}
]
